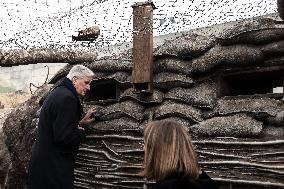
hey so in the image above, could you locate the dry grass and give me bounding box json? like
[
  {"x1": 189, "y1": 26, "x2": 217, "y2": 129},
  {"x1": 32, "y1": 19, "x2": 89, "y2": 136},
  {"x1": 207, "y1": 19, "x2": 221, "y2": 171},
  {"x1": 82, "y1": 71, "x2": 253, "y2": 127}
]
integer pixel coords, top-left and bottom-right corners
[
  {"x1": 0, "y1": 93, "x2": 30, "y2": 130},
  {"x1": 0, "y1": 93, "x2": 31, "y2": 109}
]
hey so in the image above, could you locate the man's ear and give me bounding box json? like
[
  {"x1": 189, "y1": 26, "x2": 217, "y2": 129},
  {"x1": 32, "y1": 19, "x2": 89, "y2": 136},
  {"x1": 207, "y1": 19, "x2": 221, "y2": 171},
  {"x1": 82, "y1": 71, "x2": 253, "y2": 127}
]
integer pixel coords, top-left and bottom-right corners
[{"x1": 72, "y1": 76, "x2": 77, "y2": 85}]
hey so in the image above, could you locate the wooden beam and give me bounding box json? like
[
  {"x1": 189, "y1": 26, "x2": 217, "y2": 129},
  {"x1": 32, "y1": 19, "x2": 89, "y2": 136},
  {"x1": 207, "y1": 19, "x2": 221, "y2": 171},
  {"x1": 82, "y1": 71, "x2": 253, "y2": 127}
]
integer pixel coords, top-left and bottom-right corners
[{"x1": 132, "y1": 1, "x2": 156, "y2": 93}]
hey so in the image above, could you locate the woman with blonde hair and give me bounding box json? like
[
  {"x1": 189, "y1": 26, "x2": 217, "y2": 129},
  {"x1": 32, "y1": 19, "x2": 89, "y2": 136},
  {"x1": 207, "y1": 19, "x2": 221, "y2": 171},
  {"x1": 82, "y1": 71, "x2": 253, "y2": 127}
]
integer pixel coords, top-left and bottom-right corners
[{"x1": 141, "y1": 120, "x2": 218, "y2": 189}]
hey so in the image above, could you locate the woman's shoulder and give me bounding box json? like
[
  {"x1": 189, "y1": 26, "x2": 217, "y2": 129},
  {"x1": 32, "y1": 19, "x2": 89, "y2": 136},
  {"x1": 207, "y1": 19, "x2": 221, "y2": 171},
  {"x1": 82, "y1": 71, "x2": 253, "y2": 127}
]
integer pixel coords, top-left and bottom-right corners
[
  {"x1": 152, "y1": 171, "x2": 218, "y2": 189},
  {"x1": 198, "y1": 171, "x2": 218, "y2": 189},
  {"x1": 152, "y1": 177, "x2": 193, "y2": 189},
  {"x1": 197, "y1": 171, "x2": 219, "y2": 189},
  {"x1": 152, "y1": 176, "x2": 198, "y2": 189}
]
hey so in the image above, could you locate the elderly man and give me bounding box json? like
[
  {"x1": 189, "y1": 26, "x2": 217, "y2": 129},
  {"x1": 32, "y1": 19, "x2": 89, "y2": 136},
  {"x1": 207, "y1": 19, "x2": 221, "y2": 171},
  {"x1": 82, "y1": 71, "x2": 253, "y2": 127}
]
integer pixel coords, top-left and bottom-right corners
[{"x1": 27, "y1": 65, "x2": 96, "y2": 189}]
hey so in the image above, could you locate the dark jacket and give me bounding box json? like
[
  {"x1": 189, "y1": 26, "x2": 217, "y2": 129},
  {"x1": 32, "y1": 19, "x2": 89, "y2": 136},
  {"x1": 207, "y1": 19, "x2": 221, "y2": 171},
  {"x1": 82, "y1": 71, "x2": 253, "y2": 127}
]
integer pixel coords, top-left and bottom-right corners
[
  {"x1": 151, "y1": 171, "x2": 219, "y2": 189},
  {"x1": 27, "y1": 78, "x2": 85, "y2": 189}
]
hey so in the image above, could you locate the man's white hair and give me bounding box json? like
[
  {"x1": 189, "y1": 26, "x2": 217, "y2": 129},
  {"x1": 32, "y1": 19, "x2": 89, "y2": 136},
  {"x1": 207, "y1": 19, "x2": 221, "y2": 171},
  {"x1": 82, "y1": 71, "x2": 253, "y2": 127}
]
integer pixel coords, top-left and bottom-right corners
[{"x1": 67, "y1": 65, "x2": 94, "y2": 80}]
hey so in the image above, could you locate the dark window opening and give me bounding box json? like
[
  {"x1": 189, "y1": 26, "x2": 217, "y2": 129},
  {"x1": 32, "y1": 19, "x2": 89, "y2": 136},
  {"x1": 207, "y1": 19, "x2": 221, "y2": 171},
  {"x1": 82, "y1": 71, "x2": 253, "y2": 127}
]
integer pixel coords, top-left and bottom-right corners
[
  {"x1": 220, "y1": 67, "x2": 284, "y2": 98},
  {"x1": 84, "y1": 78, "x2": 120, "y2": 102},
  {"x1": 133, "y1": 82, "x2": 152, "y2": 93},
  {"x1": 134, "y1": 83, "x2": 149, "y2": 91}
]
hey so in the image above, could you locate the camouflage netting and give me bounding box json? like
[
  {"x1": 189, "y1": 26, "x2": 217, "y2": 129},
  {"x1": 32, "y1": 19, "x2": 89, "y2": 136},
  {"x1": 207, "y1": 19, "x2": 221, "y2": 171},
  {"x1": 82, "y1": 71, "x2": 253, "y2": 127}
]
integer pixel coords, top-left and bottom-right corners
[{"x1": 3, "y1": 14, "x2": 284, "y2": 189}]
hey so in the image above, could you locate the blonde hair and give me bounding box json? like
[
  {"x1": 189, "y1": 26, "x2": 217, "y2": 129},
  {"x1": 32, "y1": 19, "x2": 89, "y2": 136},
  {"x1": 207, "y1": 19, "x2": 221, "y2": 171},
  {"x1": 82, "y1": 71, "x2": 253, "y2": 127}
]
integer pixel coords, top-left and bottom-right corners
[{"x1": 141, "y1": 120, "x2": 201, "y2": 181}]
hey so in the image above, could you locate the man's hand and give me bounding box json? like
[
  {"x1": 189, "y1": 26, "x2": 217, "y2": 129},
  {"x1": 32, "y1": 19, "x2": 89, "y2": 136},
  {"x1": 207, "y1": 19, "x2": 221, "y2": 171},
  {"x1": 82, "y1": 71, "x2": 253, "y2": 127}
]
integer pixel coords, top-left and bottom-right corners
[{"x1": 79, "y1": 107, "x2": 96, "y2": 127}]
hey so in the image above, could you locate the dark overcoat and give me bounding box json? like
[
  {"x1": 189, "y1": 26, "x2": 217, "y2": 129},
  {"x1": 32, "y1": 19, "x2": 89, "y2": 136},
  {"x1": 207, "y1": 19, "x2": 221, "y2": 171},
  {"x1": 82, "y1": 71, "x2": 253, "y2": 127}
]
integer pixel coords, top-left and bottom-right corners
[
  {"x1": 27, "y1": 82, "x2": 85, "y2": 189},
  {"x1": 151, "y1": 171, "x2": 219, "y2": 189}
]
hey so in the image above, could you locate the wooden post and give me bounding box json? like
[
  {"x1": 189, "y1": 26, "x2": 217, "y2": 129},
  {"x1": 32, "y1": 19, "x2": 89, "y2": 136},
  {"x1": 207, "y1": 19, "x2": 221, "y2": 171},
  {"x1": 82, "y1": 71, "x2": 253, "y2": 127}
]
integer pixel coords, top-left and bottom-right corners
[
  {"x1": 132, "y1": 1, "x2": 156, "y2": 93},
  {"x1": 278, "y1": 0, "x2": 284, "y2": 20}
]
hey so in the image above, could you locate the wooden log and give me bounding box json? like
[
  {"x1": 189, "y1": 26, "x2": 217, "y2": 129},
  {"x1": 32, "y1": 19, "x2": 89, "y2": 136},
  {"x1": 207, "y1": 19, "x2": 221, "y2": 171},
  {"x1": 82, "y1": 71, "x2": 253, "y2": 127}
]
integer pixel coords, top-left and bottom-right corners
[{"x1": 0, "y1": 48, "x2": 97, "y2": 66}]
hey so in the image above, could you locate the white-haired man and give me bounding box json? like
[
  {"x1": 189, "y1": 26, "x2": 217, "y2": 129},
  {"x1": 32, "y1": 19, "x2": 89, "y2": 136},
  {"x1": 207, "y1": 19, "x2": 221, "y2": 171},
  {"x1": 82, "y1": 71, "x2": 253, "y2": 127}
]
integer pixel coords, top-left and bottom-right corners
[{"x1": 28, "y1": 65, "x2": 96, "y2": 189}]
